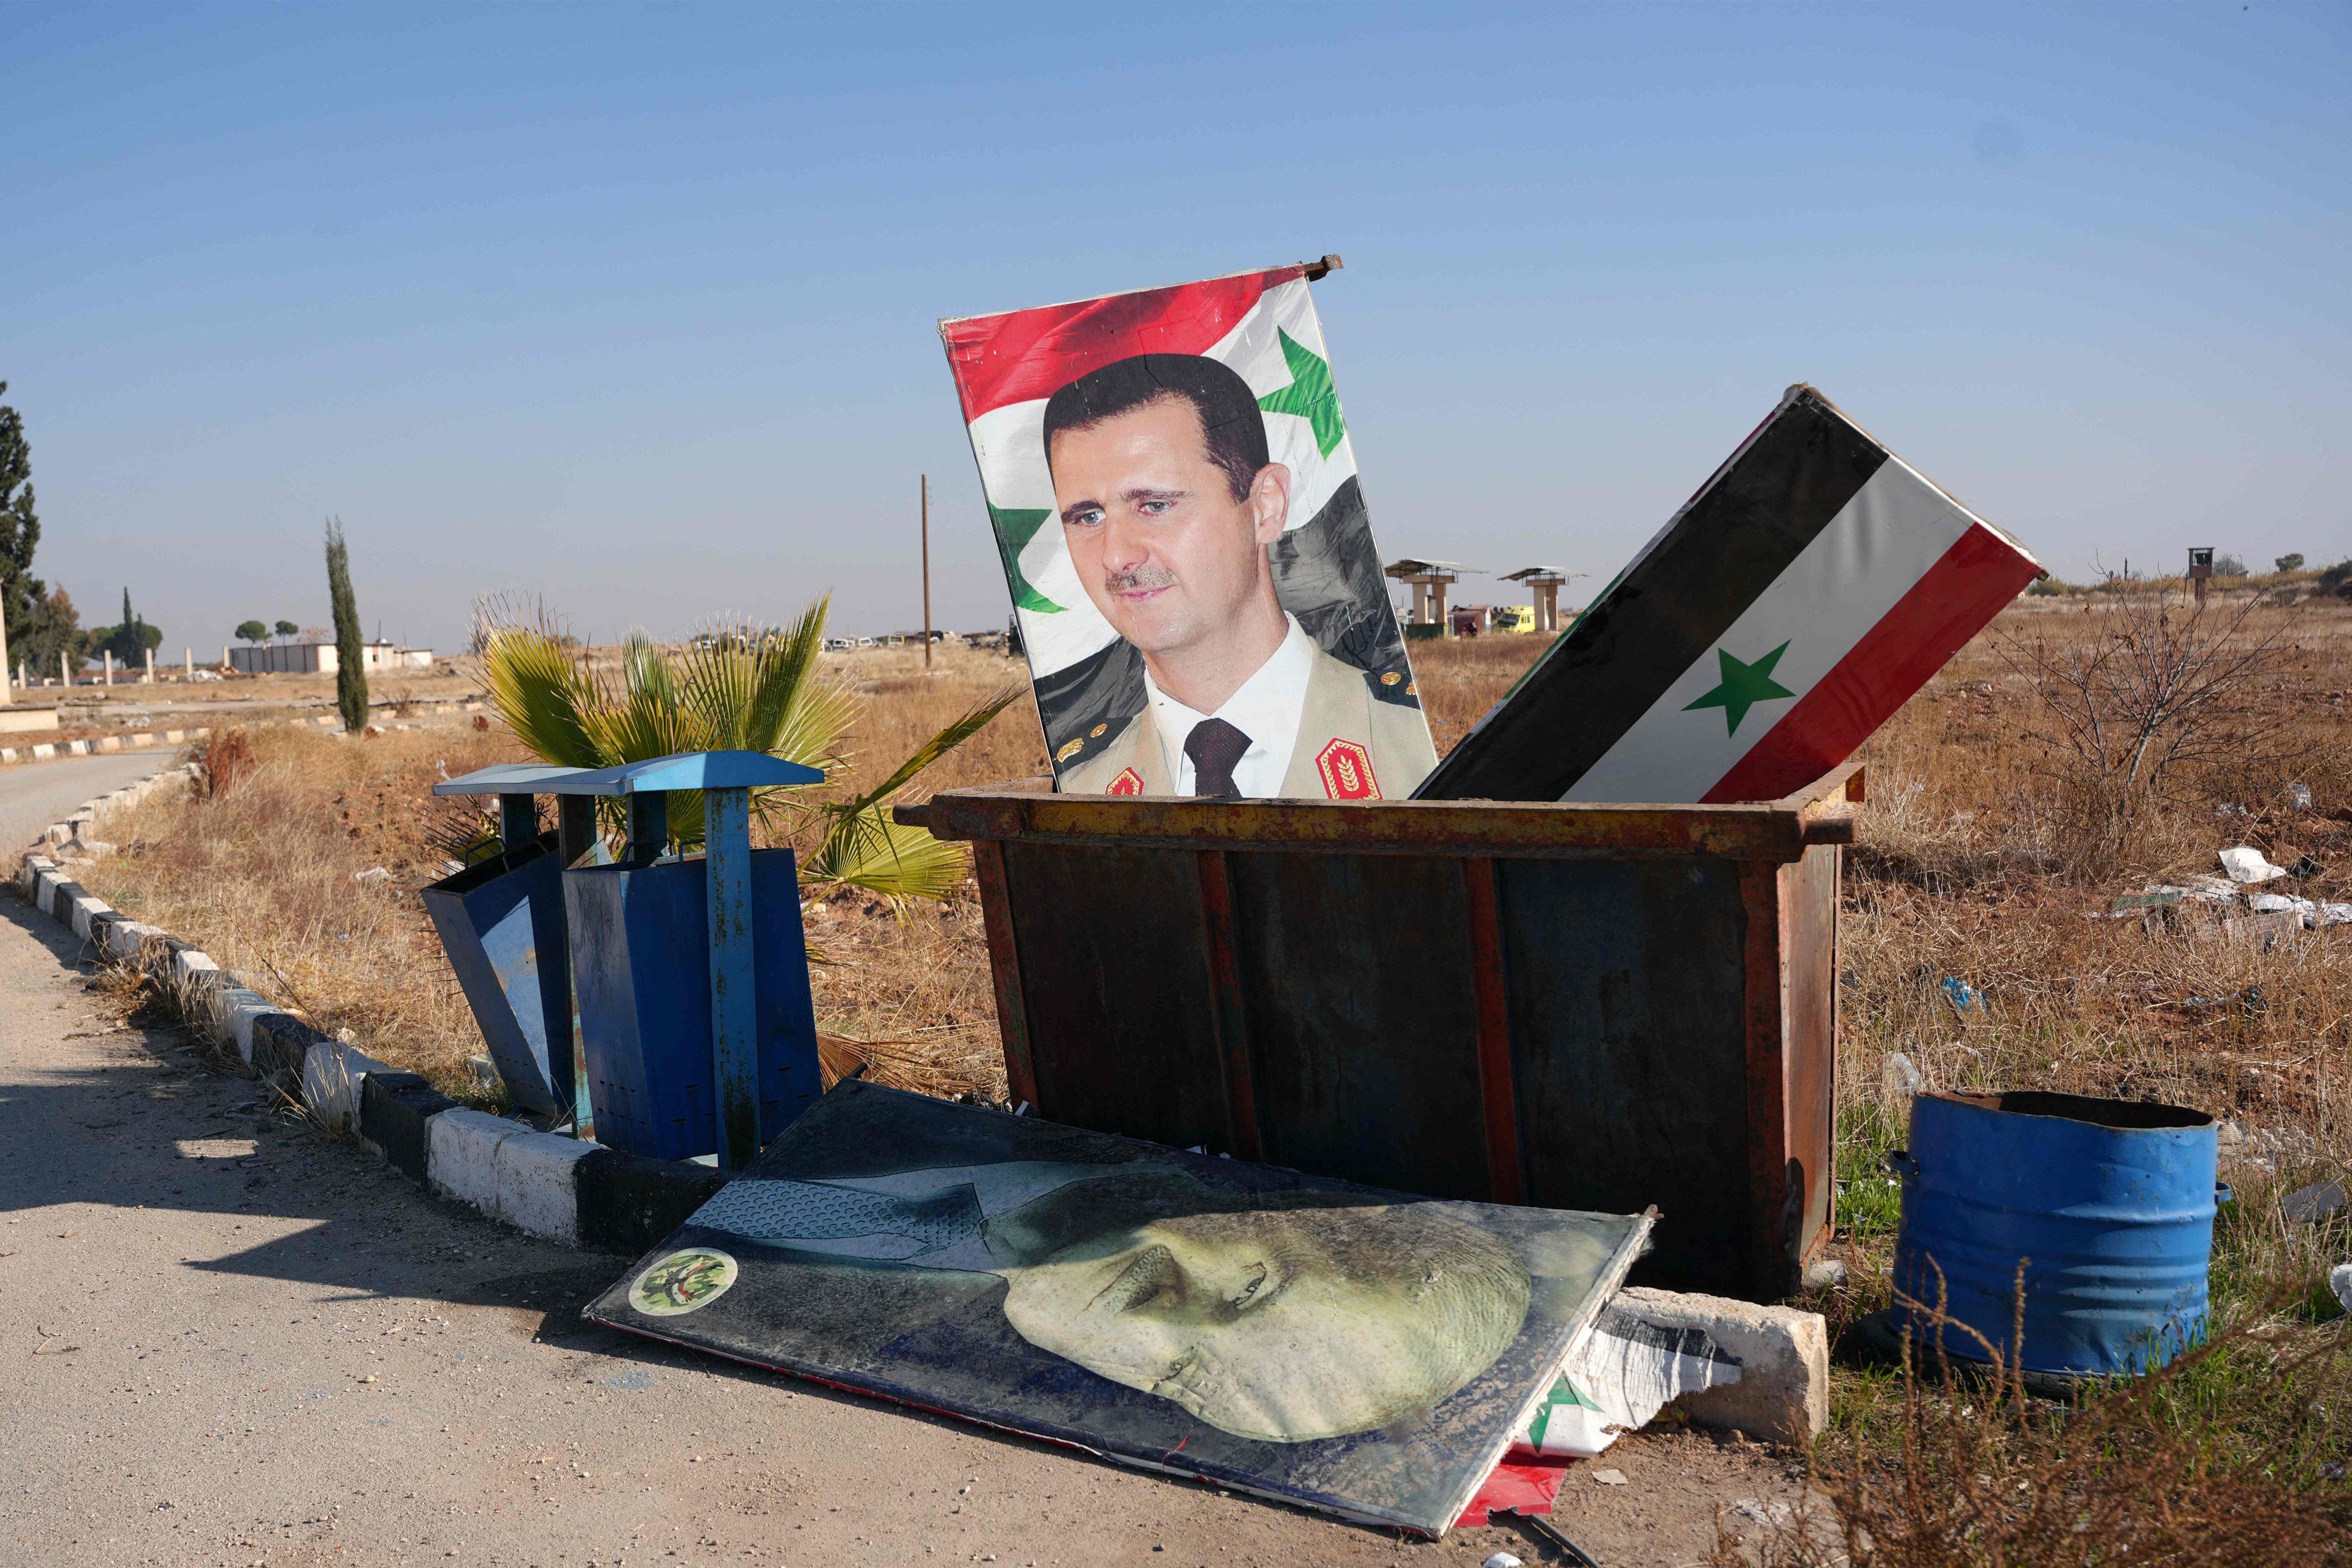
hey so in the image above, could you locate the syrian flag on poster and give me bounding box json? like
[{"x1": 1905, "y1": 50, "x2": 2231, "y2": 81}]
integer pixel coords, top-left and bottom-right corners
[
  {"x1": 1416, "y1": 385, "x2": 2043, "y2": 804},
  {"x1": 939, "y1": 264, "x2": 1358, "y2": 686}
]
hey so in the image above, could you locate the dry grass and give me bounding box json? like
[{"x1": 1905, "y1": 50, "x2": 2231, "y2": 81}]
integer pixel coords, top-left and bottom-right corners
[{"x1": 75, "y1": 721, "x2": 526, "y2": 1096}]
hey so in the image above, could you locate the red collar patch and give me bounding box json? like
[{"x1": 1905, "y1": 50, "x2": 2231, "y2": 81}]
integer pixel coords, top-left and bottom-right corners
[
  {"x1": 1106, "y1": 767, "x2": 1145, "y2": 796},
  {"x1": 1315, "y1": 739, "x2": 1380, "y2": 800}
]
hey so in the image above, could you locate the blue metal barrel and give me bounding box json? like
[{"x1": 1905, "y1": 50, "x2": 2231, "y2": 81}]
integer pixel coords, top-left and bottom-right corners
[{"x1": 1890, "y1": 1091, "x2": 2219, "y2": 1380}]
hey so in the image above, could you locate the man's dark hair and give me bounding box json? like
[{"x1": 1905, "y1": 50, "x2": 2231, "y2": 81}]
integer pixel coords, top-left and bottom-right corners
[{"x1": 1042, "y1": 354, "x2": 1269, "y2": 503}]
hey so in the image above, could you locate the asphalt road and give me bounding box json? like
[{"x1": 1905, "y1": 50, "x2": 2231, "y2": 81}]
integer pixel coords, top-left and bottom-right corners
[
  {"x1": 0, "y1": 751, "x2": 170, "y2": 853},
  {"x1": 0, "y1": 893, "x2": 1794, "y2": 1567}
]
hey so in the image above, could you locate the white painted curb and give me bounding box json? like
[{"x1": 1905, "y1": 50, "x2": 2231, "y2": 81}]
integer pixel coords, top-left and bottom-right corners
[
  {"x1": 428, "y1": 1108, "x2": 595, "y2": 1245},
  {"x1": 301, "y1": 1037, "x2": 392, "y2": 1131}
]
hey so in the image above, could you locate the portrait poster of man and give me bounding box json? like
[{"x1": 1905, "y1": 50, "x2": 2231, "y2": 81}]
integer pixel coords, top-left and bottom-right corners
[
  {"x1": 588, "y1": 1081, "x2": 1651, "y2": 1536},
  {"x1": 940, "y1": 265, "x2": 1438, "y2": 800}
]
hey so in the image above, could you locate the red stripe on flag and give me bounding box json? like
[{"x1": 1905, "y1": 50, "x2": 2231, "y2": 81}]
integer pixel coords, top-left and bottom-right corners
[
  {"x1": 941, "y1": 268, "x2": 1300, "y2": 422},
  {"x1": 1700, "y1": 524, "x2": 2041, "y2": 804}
]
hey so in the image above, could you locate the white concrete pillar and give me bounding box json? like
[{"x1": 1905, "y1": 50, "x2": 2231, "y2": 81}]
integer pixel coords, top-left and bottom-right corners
[
  {"x1": 103, "y1": 649, "x2": 114, "y2": 686},
  {"x1": 60, "y1": 649, "x2": 70, "y2": 688},
  {"x1": 184, "y1": 648, "x2": 193, "y2": 682},
  {"x1": 144, "y1": 647, "x2": 155, "y2": 684}
]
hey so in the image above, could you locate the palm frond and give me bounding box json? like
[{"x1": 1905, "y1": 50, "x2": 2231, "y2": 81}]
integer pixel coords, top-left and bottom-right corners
[
  {"x1": 830, "y1": 685, "x2": 1024, "y2": 816},
  {"x1": 477, "y1": 614, "x2": 603, "y2": 769},
  {"x1": 804, "y1": 804, "x2": 972, "y2": 906}
]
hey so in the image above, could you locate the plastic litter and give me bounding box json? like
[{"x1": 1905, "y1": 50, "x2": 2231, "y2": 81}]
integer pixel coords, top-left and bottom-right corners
[
  {"x1": 1883, "y1": 1052, "x2": 1924, "y2": 1100},
  {"x1": 2281, "y1": 1181, "x2": 2347, "y2": 1224},
  {"x1": 2289, "y1": 782, "x2": 2314, "y2": 810},
  {"x1": 1591, "y1": 1469, "x2": 1628, "y2": 1486},
  {"x1": 353, "y1": 866, "x2": 392, "y2": 886},
  {"x1": 2333, "y1": 1264, "x2": 2352, "y2": 1315},
  {"x1": 1483, "y1": 1554, "x2": 1525, "y2": 1568},
  {"x1": 1940, "y1": 976, "x2": 1984, "y2": 1015},
  {"x1": 2218, "y1": 845, "x2": 2289, "y2": 884},
  {"x1": 1515, "y1": 1306, "x2": 1741, "y2": 1457}
]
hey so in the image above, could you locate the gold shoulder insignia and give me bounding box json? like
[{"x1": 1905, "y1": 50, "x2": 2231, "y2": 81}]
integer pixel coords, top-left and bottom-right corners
[
  {"x1": 1090, "y1": 723, "x2": 1107, "y2": 737},
  {"x1": 1055, "y1": 739, "x2": 1084, "y2": 763},
  {"x1": 1380, "y1": 670, "x2": 1402, "y2": 686},
  {"x1": 1406, "y1": 682, "x2": 1418, "y2": 696}
]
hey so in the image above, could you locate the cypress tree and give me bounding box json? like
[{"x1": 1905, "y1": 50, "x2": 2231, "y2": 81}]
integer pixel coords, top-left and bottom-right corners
[
  {"x1": 0, "y1": 381, "x2": 41, "y2": 673},
  {"x1": 325, "y1": 517, "x2": 368, "y2": 732}
]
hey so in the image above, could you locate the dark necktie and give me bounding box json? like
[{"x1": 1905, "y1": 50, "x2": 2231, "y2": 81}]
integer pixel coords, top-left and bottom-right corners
[{"x1": 1184, "y1": 717, "x2": 1253, "y2": 799}]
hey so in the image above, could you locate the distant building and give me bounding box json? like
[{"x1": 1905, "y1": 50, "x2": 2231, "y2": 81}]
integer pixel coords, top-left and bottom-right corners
[{"x1": 230, "y1": 642, "x2": 431, "y2": 675}]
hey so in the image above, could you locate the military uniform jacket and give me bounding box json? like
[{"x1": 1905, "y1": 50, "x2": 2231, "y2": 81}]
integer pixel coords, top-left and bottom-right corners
[{"x1": 1059, "y1": 642, "x2": 1438, "y2": 800}]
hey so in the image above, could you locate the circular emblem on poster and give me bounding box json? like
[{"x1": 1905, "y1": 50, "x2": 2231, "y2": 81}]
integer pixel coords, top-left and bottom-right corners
[{"x1": 629, "y1": 1248, "x2": 739, "y2": 1316}]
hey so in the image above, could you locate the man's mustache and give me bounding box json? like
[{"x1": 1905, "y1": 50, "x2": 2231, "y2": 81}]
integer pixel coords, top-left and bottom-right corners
[{"x1": 1104, "y1": 564, "x2": 1180, "y2": 594}]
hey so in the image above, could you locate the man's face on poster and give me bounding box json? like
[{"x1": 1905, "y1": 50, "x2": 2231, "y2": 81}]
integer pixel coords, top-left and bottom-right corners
[
  {"x1": 1049, "y1": 395, "x2": 1292, "y2": 661},
  {"x1": 983, "y1": 1171, "x2": 1530, "y2": 1443}
]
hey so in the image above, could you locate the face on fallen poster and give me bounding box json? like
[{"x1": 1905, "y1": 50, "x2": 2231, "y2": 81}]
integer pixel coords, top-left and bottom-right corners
[
  {"x1": 940, "y1": 267, "x2": 1439, "y2": 801},
  {"x1": 588, "y1": 1083, "x2": 1650, "y2": 1535}
]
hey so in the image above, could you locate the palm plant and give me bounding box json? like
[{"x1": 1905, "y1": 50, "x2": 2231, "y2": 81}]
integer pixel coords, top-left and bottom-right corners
[{"x1": 474, "y1": 595, "x2": 1015, "y2": 907}]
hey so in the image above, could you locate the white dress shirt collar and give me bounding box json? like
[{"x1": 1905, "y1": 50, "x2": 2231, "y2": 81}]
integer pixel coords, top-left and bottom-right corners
[{"x1": 1144, "y1": 613, "x2": 1317, "y2": 798}]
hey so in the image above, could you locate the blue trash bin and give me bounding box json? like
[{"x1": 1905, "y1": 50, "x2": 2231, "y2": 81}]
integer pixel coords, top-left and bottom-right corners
[
  {"x1": 563, "y1": 846, "x2": 821, "y2": 1161},
  {"x1": 1890, "y1": 1090, "x2": 2222, "y2": 1381},
  {"x1": 420, "y1": 832, "x2": 574, "y2": 1118}
]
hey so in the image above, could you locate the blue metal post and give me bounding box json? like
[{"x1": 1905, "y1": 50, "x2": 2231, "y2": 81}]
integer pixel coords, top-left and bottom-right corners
[
  {"x1": 627, "y1": 793, "x2": 669, "y2": 865},
  {"x1": 497, "y1": 793, "x2": 538, "y2": 851},
  {"x1": 704, "y1": 785, "x2": 759, "y2": 1171}
]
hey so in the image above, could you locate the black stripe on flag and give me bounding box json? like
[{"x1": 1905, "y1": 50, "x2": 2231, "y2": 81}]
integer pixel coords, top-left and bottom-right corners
[{"x1": 1416, "y1": 388, "x2": 1888, "y2": 801}]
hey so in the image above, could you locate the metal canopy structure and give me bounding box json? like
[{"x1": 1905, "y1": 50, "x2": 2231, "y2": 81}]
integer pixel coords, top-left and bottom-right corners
[
  {"x1": 1383, "y1": 558, "x2": 1468, "y2": 630},
  {"x1": 1500, "y1": 566, "x2": 1586, "y2": 634}
]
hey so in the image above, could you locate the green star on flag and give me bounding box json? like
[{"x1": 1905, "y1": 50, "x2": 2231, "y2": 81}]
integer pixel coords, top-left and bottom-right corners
[
  {"x1": 1256, "y1": 329, "x2": 1347, "y2": 458},
  {"x1": 1683, "y1": 642, "x2": 1796, "y2": 736},
  {"x1": 988, "y1": 504, "x2": 1065, "y2": 613}
]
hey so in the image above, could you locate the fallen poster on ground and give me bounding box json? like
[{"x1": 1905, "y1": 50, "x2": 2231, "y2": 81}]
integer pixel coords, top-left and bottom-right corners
[
  {"x1": 939, "y1": 264, "x2": 1438, "y2": 800},
  {"x1": 586, "y1": 1080, "x2": 1651, "y2": 1536},
  {"x1": 1416, "y1": 384, "x2": 2042, "y2": 803}
]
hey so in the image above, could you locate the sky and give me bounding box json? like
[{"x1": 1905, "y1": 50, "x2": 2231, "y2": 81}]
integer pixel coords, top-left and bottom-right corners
[{"x1": 3, "y1": 2, "x2": 2347, "y2": 656}]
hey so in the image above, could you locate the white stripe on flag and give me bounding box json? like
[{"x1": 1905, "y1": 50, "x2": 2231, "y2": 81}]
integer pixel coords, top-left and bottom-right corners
[{"x1": 1562, "y1": 458, "x2": 1978, "y2": 804}]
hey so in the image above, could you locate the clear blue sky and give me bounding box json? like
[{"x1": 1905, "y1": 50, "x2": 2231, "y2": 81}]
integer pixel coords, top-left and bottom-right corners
[{"x1": 5, "y1": 3, "x2": 2346, "y2": 655}]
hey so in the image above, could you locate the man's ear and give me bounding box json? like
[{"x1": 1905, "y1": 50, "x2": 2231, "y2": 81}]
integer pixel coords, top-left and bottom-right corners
[{"x1": 1247, "y1": 463, "x2": 1292, "y2": 546}]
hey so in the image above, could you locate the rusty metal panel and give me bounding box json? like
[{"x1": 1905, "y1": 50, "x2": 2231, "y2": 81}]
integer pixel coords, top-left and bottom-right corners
[
  {"x1": 1783, "y1": 843, "x2": 1840, "y2": 1261},
  {"x1": 1496, "y1": 857, "x2": 1755, "y2": 1296},
  {"x1": 1223, "y1": 851, "x2": 1493, "y2": 1202},
  {"x1": 907, "y1": 787, "x2": 1837, "y2": 864},
  {"x1": 969, "y1": 843, "x2": 1037, "y2": 1111},
  {"x1": 999, "y1": 841, "x2": 1229, "y2": 1153},
  {"x1": 1461, "y1": 858, "x2": 1524, "y2": 1205}
]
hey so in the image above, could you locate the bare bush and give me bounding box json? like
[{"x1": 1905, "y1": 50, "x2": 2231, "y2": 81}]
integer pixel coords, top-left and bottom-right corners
[{"x1": 1995, "y1": 585, "x2": 2327, "y2": 876}]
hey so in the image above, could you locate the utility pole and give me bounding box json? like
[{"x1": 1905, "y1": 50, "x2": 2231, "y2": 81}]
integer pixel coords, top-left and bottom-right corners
[
  {"x1": 920, "y1": 473, "x2": 933, "y2": 670},
  {"x1": 0, "y1": 590, "x2": 10, "y2": 705}
]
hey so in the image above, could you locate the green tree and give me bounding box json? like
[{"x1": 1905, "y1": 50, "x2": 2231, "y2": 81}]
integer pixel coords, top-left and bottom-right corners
[
  {"x1": 274, "y1": 619, "x2": 298, "y2": 640},
  {"x1": 90, "y1": 588, "x2": 160, "y2": 667},
  {"x1": 0, "y1": 381, "x2": 41, "y2": 671},
  {"x1": 325, "y1": 517, "x2": 367, "y2": 731},
  {"x1": 235, "y1": 620, "x2": 268, "y2": 646},
  {"x1": 478, "y1": 596, "x2": 1015, "y2": 906},
  {"x1": 2275, "y1": 554, "x2": 2305, "y2": 574}
]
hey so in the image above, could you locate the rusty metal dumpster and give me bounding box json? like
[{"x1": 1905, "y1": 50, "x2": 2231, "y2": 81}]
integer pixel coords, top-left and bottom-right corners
[{"x1": 896, "y1": 764, "x2": 1859, "y2": 1301}]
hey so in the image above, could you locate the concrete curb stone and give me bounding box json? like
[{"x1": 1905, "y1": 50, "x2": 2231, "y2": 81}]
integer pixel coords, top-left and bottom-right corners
[{"x1": 1618, "y1": 1285, "x2": 1830, "y2": 1445}]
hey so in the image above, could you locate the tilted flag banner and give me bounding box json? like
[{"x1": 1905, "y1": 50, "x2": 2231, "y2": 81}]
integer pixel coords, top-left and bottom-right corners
[
  {"x1": 939, "y1": 263, "x2": 1424, "y2": 791},
  {"x1": 1417, "y1": 385, "x2": 2042, "y2": 804}
]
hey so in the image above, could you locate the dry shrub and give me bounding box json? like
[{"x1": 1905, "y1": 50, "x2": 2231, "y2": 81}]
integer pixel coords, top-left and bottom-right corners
[
  {"x1": 1993, "y1": 585, "x2": 2339, "y2": 879},
  {"x1": 200, "y1": 725, "x2": 254, "y2": 798}
]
